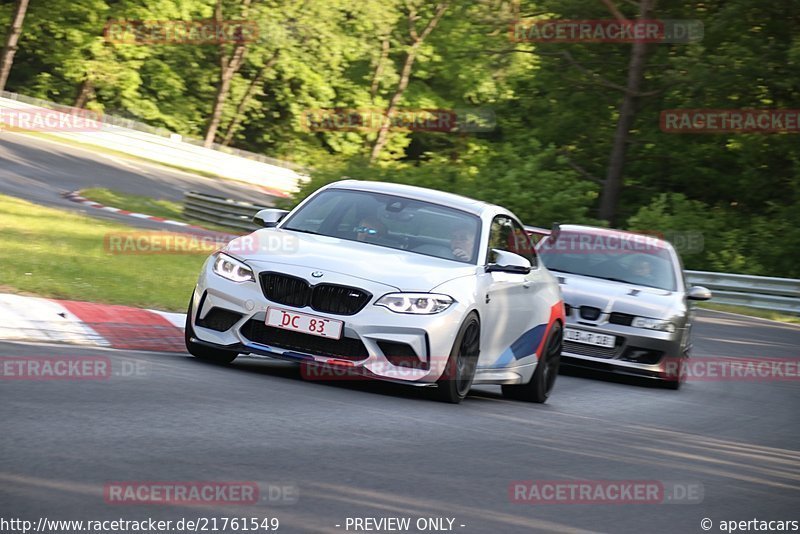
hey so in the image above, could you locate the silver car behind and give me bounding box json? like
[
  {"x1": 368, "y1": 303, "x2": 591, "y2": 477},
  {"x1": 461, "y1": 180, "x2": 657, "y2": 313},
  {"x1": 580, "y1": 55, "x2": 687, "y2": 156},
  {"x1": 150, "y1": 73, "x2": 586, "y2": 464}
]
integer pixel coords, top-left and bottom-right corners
[{"x1": 534, "y1": 225, "x2": 712, "y2": 388}]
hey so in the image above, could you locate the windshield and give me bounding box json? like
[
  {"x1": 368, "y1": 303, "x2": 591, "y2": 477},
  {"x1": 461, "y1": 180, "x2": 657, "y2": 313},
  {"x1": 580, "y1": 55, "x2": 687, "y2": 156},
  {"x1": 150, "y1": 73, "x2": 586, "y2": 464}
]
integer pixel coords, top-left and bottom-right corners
[
  {"x1": 538, "y1": 231, "x2": 678, "y2": 291},
  {"x1": 282, "y1": 188, "x2": 482, "y2": 264}
]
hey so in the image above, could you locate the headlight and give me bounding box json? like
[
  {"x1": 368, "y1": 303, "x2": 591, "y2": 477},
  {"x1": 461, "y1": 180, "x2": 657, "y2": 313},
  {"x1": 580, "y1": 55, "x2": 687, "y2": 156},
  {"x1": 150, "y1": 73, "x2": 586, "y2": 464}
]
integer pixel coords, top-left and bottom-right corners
[
  {"x1": 376, "y1": 293, "x2": 454, "y2": 314},
  {"x1": 213, "y1": 253, "x2": 255, "y2": 283},
  {"x1": 632, "y1": 317, "x2": 676, "y2": 333}
]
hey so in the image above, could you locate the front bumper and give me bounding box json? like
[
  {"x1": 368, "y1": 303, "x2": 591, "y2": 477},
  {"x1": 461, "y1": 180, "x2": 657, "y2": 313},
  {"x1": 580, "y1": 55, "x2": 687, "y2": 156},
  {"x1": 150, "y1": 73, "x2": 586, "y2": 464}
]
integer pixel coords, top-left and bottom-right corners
[
  {"x1": 560, "y1": 319, "x2": 686, "y2": 381},
  {"x1": 189, "y1": 257, "x2": 470, "y2": 384}
]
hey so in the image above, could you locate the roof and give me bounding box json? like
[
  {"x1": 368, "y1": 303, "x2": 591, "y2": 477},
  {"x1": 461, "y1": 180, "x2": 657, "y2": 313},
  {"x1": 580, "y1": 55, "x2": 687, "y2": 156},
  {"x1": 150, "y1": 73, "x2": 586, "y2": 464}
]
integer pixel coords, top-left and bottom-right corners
[
  {"x1": 553, "y1": 224, "x2": 672, "y2": 249},
  {"x1": 326, "y1": 180, "x2": 492, "y2": 216}
]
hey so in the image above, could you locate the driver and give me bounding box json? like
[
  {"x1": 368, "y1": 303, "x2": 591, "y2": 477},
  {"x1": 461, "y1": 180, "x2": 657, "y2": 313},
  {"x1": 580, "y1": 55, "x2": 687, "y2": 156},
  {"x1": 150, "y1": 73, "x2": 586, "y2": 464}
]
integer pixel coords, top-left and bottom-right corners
[
  {"x1": 631, "y1": 257, "x2": 656, "y2": 281},
  {"x1": 450, "y1": 229, "x2": 475, "y2": 261},
  {"x1": 355, "y1": 216, "x2": 387, "y2": 243}
]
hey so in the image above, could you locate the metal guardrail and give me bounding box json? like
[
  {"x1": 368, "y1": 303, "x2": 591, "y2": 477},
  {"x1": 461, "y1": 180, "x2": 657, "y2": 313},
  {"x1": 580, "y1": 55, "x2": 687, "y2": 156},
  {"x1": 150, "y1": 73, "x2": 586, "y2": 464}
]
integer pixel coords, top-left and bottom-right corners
[
  {"x1": 184, "y1": 192, "x2": 271, "y2": 231},
  {"x1": 685, "y1": 270, "x2": 800, "y2": 315}
]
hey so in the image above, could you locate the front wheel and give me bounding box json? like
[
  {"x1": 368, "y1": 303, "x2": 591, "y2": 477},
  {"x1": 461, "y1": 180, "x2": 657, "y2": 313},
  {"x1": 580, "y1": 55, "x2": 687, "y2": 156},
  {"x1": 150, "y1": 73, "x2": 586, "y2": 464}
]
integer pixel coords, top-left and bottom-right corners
[
  {"x1": 185, "y1": 294, "x2": 238, "y2": 365},
  {"x1": 434, "y1": 313, "x2": 480, "y2": 404},
  {"x1": 502, "y1": 322, "x2": 562, "y2": 403},
  {"x1": 662, "y1": 355, "x2": 687, "y2": 390}
]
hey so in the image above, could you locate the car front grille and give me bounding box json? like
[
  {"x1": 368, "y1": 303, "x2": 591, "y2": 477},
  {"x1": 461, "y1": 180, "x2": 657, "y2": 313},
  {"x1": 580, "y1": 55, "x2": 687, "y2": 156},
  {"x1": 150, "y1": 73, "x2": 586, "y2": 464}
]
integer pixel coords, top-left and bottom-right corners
[
  {"x1": 261, "y1": 272, "x2": 309, "y2": 308},
  {"x1": 311, "y1": 284, "x2": 371, "y2": 315},
  {"x1": 240, "y1": 319, "x2": 369, "y2": 361},
  {"x1": 609, "y1": 312, "x2": 635, "y2": 326},
  {"x1": 259, "y1": 272, "x2": 371, "y2": 316},
  {"x1": 563, "y1": 340, "x2": 622, "y2": 359}
]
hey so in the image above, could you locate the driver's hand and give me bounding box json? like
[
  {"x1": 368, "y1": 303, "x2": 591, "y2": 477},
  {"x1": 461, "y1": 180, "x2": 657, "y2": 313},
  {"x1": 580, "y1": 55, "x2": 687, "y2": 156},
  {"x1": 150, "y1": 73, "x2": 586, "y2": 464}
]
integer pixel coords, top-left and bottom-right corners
[{"x1": 452, "y1": 248, "x2": 470, "y2": 260}]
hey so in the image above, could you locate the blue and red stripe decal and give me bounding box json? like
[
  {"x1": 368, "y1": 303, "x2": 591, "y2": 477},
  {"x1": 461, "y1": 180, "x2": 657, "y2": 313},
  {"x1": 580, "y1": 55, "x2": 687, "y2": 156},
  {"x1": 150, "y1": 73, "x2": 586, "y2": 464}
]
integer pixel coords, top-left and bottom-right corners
[{"x1": 491, "y1": 300, "x2": 565, "y2": 367}]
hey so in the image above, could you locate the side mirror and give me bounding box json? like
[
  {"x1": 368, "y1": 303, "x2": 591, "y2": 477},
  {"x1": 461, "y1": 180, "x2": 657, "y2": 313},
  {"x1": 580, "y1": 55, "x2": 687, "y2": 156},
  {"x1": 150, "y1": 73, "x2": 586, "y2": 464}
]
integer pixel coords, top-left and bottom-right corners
[
  {"x1": 253, "y1": 208, "x2": 289, "y2": 228},
  {"x1": 687, "y1": 285, "x2": 712, "y2": 301},
  {"x1": 486, "y1": 249, "x2": 532, "y2": 274}
]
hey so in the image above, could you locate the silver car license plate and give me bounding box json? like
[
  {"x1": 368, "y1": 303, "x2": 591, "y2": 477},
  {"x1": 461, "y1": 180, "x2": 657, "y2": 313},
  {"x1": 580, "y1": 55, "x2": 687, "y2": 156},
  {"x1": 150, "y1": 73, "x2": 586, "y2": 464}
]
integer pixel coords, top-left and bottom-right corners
[{"x1": 564, "y1": 328, "x2": 615, "y2": 348}]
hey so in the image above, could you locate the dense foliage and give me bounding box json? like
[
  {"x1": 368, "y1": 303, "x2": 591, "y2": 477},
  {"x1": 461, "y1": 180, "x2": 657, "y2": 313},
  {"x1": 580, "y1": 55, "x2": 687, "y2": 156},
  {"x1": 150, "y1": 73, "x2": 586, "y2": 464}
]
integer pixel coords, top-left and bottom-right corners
[{"x1": 1, "y1": 0, "x2": 798, "y2": 276}]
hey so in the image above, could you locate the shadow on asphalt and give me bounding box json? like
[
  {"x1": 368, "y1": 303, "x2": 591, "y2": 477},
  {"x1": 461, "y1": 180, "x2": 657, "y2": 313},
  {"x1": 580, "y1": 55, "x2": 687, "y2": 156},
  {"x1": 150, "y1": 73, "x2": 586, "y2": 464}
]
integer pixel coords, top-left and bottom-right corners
[
  {"x1": 559, "y1": 363, "x2": 672, "y2": 389},
  {"x1": 190, "y1": 356, "x2": 443, "y2": 403},
  {"x1": 184, "y1": 353, "x2": 675, "y2": 406}
]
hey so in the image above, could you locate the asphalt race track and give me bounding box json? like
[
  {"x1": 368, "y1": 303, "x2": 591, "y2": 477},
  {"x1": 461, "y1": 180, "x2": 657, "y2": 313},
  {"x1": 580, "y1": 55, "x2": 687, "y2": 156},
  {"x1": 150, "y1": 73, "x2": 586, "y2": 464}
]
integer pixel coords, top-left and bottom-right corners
[
  {"x1": 0, "y1": 133, "x2": 278, "y2": 230},
  {"x1": 1, "y1": 132, "x2": 798, "y2": 533},
  {"x1": 1, "y1": 309, "x2": 798, "y2": 533}
]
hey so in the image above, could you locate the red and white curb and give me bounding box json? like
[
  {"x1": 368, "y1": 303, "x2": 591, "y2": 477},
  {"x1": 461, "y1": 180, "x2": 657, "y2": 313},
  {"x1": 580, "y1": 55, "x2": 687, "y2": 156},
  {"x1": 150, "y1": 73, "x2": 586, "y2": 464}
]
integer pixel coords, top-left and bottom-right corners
[
  {"x1": 0, "y1": 294, "x2": 186, "y2": 353},
  {"x1": 63, "y1": 191, "x2": 208, "y2": 230}
]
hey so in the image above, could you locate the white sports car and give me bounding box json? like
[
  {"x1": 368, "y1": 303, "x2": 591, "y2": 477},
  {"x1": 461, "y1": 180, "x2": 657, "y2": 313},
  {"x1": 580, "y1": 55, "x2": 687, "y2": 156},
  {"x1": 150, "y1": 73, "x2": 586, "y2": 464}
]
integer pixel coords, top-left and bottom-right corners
[{"x1": 185, "y1": 180, "x2": 565, "y2": 403}]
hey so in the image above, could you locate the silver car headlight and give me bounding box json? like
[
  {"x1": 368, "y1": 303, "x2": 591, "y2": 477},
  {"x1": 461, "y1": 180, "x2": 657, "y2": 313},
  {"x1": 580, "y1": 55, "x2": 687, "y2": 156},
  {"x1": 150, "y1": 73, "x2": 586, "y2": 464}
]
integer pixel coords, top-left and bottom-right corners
[
  {"x1": 376, "y1": 293, "x2": 454, "y2": 314},
  {"x1": 632, "y1": 317, "x2": 676, "y2": 333},
  {"x1": 213, "y1": 253, "x2": 255, "y2": 283}
]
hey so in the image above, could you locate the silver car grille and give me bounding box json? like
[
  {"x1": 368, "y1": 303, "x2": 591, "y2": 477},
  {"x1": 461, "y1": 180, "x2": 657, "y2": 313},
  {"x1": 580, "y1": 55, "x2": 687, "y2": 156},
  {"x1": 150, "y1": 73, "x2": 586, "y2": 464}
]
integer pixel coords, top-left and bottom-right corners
[{"x1": 563, "y1": 341, "x2": 619, "y2": 359}]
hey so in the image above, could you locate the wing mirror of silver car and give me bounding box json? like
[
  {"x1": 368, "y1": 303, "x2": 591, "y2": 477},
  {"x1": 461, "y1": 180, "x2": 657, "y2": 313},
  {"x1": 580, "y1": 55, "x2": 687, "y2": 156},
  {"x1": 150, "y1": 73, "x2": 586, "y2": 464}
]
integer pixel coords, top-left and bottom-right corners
[
  {"x1": 687, "y1": 285, "x2": 712, "y2": 301},
  {"x1": 486, "y1": 249, "x2": 532, "y2": 274},
  {"x1": 253, "y1": 208, "x2": 289, "y2": 228},
  {"x1": 550, "y1": 222, "x2": 561, "y2": 243}
]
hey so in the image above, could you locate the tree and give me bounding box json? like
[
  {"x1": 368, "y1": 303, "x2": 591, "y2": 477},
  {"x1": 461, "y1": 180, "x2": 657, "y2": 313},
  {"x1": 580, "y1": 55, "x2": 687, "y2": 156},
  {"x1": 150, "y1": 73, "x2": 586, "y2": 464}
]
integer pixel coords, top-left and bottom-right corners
[
  {"x1": 220, "y1": 50, "x2": 278, "y2": 146},
  {"x1": 203, "y1": 0, "x2": 253, "y2": 147},
  {"x1": 369, "y1": 2, "x2": 449, "y2": 163},
  {"x1": 597, "y1": 0, "x2": 655, "y2": 224},
  {"x1": 0, "y1": 0, "x2": 30, "y2": 92}
]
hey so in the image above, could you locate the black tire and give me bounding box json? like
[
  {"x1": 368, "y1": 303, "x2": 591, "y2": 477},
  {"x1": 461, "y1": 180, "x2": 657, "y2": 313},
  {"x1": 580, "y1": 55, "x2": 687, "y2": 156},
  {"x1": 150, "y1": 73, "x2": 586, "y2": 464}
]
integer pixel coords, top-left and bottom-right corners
[
  {"x1": 185, "y1": 294, "x2": 238, "y2": 365},
  {"x1": 502, "y1": 322, "x2": 562, "y2": 403},
  {"x1": 662, "y1": 355, "x2": 686, "y2": 390},
  {"x1": 434, "y1": 313, "x2": 480, "y2": 404},
  {"x1": 663, "y1": 379, "x2": 682, "y2": 390}
]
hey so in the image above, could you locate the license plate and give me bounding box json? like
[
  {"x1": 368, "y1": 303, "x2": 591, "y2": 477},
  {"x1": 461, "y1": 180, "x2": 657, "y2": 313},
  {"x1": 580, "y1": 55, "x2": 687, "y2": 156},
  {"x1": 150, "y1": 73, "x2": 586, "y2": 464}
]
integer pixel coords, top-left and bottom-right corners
[
  {"x1": 564, "y1": 328, "x2": 615, "y2": 348},
  {"x1": 266, "y1": 307, "x2": 343, "y2": 339}
]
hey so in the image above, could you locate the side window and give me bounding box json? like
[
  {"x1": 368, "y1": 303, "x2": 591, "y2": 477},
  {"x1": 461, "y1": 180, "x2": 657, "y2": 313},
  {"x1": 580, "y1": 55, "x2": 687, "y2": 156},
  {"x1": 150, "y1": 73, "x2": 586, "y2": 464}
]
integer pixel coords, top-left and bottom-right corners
[
  {"x1": 487, "y1": 216, "x2": 537, "y2": 267},
  {"x1": 487, "y1": 216, "x2": 511, "y2": 262},
  {"x1": 511, "y1": 220, "x2": 538, "y2": 267}
]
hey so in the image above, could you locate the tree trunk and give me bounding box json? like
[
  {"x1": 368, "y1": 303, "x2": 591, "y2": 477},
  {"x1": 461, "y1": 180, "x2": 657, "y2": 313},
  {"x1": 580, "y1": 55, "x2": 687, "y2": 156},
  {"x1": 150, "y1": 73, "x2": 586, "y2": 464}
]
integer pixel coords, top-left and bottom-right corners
[
  {"x1": 74, "y1": 79, "x2": 94, "y2": 108},
  {"x1": 597, "y1": 0, "x2": 655, "y2": 224},
  {"x1": 221, "y1": 52, "x2": 278, "y2": 146},
  {"x1": 369, "y1": 46, "x2": 418, "y2": 163},
  {"x1": 203, "y1": 0, "x2": 252, "y2": 148},
  {"x1": 205, "y1": 68, "x2": 236, "y2": 148},
  {"x1": 369, "y1": 36, "x2": 391, "y2": 103},
  {"x1": 369, "y1": 3, "x2": 448, "y2": 163},
  {"x1": 0, "y1": 0, "x2": 30, "y2": 92}
]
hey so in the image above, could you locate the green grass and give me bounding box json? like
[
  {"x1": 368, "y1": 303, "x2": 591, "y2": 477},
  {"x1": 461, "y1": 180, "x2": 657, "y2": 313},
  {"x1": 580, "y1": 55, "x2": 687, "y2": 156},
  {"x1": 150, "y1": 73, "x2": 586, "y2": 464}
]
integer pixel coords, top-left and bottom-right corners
[
  {"x1": 698, "y1": 302, "x2": 800, "y2": 325},
  {"x1": 80, "y1": 187, "x2": 236, "y2": 233},
  {"x1": 81, "y1": 187, "x2": 185, "y2": 221},
  {"x1": 0, "y1": 194, "x2": 208, "y2": 311}
]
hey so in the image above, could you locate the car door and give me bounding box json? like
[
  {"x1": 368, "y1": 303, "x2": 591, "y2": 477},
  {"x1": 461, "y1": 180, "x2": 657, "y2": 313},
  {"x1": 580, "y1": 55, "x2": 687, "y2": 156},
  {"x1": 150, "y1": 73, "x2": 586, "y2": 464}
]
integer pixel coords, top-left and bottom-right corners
[{"x1": 479, "y1": 216, "x2": 546, "y2": 368}]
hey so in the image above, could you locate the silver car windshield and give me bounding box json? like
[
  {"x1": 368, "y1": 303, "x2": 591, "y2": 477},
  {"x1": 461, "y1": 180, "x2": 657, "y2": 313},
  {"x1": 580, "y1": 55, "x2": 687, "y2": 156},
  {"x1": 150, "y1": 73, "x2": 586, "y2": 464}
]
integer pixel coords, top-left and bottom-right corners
[
  {"x1": 282, "y1": 189, "x2": 482, "y2": 264},
  {"x1": 538, "y1": 232, "x2": 678, "y2": 291}
]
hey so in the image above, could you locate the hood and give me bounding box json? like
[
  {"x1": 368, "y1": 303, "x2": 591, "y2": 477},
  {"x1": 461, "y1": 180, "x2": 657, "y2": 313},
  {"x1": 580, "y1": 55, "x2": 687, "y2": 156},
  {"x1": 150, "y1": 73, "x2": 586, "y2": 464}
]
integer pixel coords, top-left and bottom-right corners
[
  {"x1": 556, "y1": 272, "x2": 684, "y2": 319},
  {"x1": 227, "y1": 228, "x2": 478, "y2": 292}
]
